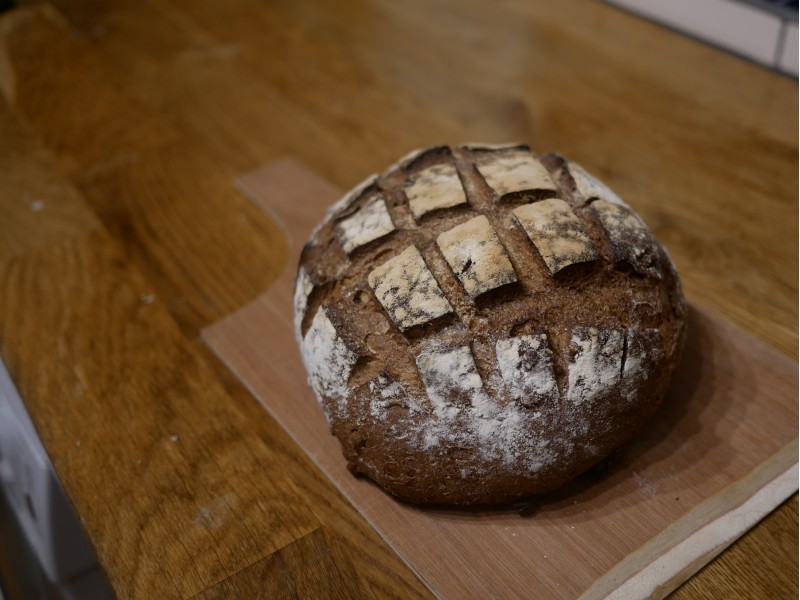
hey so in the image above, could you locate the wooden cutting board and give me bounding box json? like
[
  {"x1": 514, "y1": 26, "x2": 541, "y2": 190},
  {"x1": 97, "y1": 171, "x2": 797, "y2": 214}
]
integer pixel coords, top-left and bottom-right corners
[{"x1": 202, "y1": 158, "x2": 798, "y2": 600}]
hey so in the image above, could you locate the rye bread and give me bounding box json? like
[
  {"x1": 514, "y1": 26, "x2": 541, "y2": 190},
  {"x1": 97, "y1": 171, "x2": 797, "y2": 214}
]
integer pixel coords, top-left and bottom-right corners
[{"x1": 295, "y1": 143, "x2": 687, "y2": 505}]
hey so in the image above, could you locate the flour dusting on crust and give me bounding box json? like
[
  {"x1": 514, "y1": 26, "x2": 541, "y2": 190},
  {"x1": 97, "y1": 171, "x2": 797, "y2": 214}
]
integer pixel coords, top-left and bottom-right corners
[
  {"x1": 412, "y1": 403, "x2": 557, "y2": 472},
  {"x1": 567, "y1": 327, "x2": 624, "y2": 405},
  {"x1": 621, "y1": 328, "x2": 659, "y2": 400},
  {"x1": 476, "y1": 150, "x2": 557, "y2": 199},
  {"x1": 568, "y1": 162, "x2": 625, "y2": 206},
  {"x1": 496, "y1": 333, "x2": 558, "y2": 406},
  {"x1": 336, "y1": 198, "x2": 395, "y2": 254},
  {"x1": 367, "y1": 374, "x2": 421, "y2": 418},
  {"x1": 414, "y1": 345, "x2": 556, "y2": 470},
  {"x1": 437, "y1": 215, "x2": 517, "y2": 298},
  {"x1": 406, "y1": 163, "x2": 467, "y2": 219},
  {"x1": 592, "y1": 199, "x2": 659, "y2": 277},
  {"x1": 302, "y1": 307, "x2": 359, "y2": 419},
  {"x1": 513, "y1": 199, "x2": 598, "y2": 274},
  {"x1": 367, "y1": 245, "x2": 453, "y2": 330},
  {"x1": 416, "y1": 346, "x2": 490, "y2": 413}
]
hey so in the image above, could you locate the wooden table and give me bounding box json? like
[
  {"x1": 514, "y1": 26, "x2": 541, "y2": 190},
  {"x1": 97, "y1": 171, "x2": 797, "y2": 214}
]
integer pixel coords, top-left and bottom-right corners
[{"x1": 0, "y1": 1, "x2": 796, "y2": 598}]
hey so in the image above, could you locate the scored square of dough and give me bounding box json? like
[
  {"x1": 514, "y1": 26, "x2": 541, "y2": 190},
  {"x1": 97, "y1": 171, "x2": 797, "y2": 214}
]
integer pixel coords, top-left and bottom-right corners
[
  {"x1": 476, "y1": 151, "x2": 557, "y2": 199},
  {"x1": 367, "y1": 245, "x2": 453, "y2": 330},
  {"x1": 336, "y1": 198, "x2": 395, "y2": 254},
  {"x1": 437, "y1": 215, "x2": 517, "y2": 298},
  {"x1": 512, "y1": 199, "x2": 598, "y2": 274},
  {"x1": 406, "y1": 163, "x2": 468, "y2": 220},
  {"x1": 567, "y1": 162, "x2": 625, "y2": 206}
]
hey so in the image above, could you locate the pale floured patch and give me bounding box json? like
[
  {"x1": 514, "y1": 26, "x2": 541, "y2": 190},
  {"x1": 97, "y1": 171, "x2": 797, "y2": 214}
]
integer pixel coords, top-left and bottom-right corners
[
  {"x1": 496, "y1": 333, "x2": 558, "y2": 406},
  {"x1": 336, "y1": 198, "x2": 395, "y2": 254},
  {"x1": 513, "y1": 199, "x2": 598, "y2": 274},
  {"x1": 621, "y1": 328, "x2": 660, "y2": 400},
  {"x1": 567, "y1": 162, "x2": 626, "y2": 206},
  {"x1": 592, "y1": 199, "x2": 659, "y2": 276},
  {"x1": 302, "y1": 307, "x2": 359, "y2": 418},
  {"x1": 413, "y1": 344, "x2": 555, "y2": 470},
  {"x1": 436, "y1": 215, "x2": 517, "y2": 298},
  {"x1": 406, "y1": 163, "x2": 467, "y2": 220},
  {"x1": 476, "y1": 151, "x2": 556, "y2": 199},
  {"x1": 367, "y1": 245, "x2": 453, "y2": 331},
  {"x1": 416, "y1": 345, "x2": 492, "y2": 414},
  {"x1": 367, "y1": 374, "x2": 421, "y2": 419},
  {"x1": 567, "y1": 327, "x2": 625, "y2": 405}
]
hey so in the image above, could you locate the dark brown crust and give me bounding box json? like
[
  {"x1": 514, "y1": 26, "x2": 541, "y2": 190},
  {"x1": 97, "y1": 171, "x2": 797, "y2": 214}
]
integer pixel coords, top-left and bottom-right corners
[{"x1": 296, "y1": 145, "x2": 687, "y2": 505}]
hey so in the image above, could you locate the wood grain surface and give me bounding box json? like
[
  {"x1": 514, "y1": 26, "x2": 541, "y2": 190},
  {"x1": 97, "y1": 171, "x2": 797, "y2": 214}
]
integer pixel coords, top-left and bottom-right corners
[{"x1": 0, "y1": 0, "x2": 796, "y2": 598}]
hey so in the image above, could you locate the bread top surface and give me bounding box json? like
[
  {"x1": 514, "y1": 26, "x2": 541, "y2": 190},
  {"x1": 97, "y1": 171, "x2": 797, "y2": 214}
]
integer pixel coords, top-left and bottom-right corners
[{"x1": 295, "y1": 144, "x2": 686, "y2": 504}]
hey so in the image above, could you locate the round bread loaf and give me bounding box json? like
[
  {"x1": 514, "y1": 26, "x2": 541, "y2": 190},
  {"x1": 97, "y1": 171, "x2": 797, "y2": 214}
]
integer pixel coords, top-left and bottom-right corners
[{"x1": 295, "y1": 144, "x2": 686, "y2": 505}]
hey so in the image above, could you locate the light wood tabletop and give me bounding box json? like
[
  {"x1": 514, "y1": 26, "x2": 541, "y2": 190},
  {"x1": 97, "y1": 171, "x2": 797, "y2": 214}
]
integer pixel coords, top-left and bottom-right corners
[{"x1": 0, "y1": 0, "x2": 796, "y2": 598}]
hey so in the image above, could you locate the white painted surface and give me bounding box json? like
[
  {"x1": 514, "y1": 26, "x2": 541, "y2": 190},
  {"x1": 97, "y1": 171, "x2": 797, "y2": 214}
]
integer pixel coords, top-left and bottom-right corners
[
  {"x1": 778, "y1": 22, "x2": 799, "y2": 76},
  {"x1": 606, "y1": 0, "x2": 784, "y2": 66}
]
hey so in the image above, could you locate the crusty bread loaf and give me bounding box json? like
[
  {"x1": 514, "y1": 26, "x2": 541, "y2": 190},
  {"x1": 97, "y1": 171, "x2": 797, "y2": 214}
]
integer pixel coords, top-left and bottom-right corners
[{"x1": 295, "y1": 144, "x2": 686, "y2": 505}]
